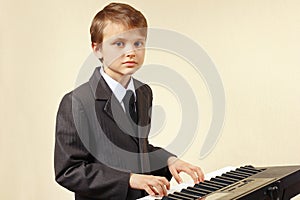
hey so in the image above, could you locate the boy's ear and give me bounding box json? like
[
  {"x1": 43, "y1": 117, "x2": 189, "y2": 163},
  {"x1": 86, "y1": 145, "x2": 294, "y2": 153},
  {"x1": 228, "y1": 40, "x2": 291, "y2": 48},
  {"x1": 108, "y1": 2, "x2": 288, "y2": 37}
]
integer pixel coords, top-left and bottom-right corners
[{"x1": 92, "y1": 42, "x2": 103, "y2": 59}]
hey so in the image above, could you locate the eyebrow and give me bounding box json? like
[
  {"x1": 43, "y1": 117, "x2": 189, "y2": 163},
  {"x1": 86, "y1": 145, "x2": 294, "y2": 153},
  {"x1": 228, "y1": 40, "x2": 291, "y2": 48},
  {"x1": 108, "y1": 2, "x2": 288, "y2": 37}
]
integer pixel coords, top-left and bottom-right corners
[{"x1": 110, "y1": 36, "x2": 146, "y2": 41}]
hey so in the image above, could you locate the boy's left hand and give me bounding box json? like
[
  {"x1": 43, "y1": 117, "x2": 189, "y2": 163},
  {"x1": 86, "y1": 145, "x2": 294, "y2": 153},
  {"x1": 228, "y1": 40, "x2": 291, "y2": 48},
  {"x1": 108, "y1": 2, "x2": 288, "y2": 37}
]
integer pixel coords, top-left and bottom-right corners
[{"x1": 167, "y1": 156, "x2": 204, "y2": 184}]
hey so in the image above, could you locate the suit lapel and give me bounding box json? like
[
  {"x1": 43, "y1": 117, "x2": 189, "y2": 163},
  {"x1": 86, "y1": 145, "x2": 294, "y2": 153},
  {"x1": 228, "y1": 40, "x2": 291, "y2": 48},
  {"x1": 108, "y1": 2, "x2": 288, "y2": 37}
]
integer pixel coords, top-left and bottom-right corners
[
  {"x1": 135, "y1": 81, "x2": 151, "y2": 128},
  {"x1": 135, "y1": 81, "x2": 151, "y2": 173},
  {"x1": 89, "y1": 68, "x2": 138, "y2": 144},
  {"x1": 106, "y1": 94, "x2": 139, "y2": 143}
]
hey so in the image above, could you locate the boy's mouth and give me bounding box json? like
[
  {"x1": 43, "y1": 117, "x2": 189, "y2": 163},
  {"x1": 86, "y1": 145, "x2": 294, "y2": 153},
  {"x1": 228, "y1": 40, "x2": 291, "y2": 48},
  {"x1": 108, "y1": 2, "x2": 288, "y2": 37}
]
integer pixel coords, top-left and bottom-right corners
[
  {"x1": 123, "y1": 61, "x2": 137, "y2": 64},
  {"x1": 122, "y1": 61, "x2": 138, "y2": 66}
]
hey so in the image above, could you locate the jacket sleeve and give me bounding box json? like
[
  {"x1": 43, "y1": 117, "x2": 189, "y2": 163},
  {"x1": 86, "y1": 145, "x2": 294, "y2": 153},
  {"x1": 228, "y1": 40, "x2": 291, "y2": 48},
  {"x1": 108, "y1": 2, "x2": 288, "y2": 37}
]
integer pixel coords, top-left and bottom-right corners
[
  {"x1": 147, "y1": 143, "x2": 175, "y2": 180},
  {"x1": 54, "y1": 93, "x2": 130, "y2": 199},
  {"x1": 142, "y1": 83, "x2": 176, "y2": 180}
]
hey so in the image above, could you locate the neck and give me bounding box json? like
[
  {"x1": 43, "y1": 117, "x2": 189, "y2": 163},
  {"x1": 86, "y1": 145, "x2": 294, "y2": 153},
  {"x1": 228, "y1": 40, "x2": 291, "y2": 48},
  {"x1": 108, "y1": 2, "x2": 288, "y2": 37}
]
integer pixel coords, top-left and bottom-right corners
[{"x1": 103, "y1": 66, "x2": 131, "y2": 88}]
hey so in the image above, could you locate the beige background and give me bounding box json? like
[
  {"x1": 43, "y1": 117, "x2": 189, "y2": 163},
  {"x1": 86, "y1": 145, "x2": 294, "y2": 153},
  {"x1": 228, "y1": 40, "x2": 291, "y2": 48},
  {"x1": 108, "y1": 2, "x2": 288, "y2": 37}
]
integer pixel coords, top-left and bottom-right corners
[{"x1": 1, "y1": 0, "x2": 300, "y2": 199}]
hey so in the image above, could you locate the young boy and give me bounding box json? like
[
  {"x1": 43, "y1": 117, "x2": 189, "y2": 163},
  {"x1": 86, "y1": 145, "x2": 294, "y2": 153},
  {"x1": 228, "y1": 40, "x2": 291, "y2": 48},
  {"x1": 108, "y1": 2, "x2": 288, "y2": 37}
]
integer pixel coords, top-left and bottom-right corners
[{"x1": 54, "y1": 3, "x2": 204, "y2": 200}]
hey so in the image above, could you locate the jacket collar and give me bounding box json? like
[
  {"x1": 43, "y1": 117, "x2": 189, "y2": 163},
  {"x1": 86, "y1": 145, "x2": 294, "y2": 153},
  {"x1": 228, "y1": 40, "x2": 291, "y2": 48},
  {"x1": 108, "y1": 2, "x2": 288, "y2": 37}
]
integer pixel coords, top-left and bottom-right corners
[
  {"x1": 89, "y1": 67, "x2": 148, "y2": 103},
  {"x1": 88, "y1": 66, "x2": 150, "y2": 128},
  {"x1": 89, "y1": 67, "x2": 112, "y2": 100}
]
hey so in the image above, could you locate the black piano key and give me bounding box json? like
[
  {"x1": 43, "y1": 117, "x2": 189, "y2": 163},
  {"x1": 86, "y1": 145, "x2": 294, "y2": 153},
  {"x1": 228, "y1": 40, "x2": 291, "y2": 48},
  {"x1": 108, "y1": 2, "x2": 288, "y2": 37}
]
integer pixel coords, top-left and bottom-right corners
[
  {"x1": 201, "y1": 180, "x2": 224, "y2": 189},
  {"x1": 181, "y1": 188, "x2": 206, "y2": 197},
  {"x1": 235, "y1": 168, "x2": 255, "y2": 176},
  {"x1": 239, "y1": 167, "x2": 260, "y2": 174},
  {"x1": 231, "y1": 170, "x2": 254, "y2": 177},
  {"x1": 222, "y1": 173, "x2": 244, "y2": 180},
  {"x1": 241, "y1": 166, "x2": 264, "y2": 173},
  {"x1": 243, "y1": 165, "x2": 260, "y2": 170},
  {"x1": 245, "y1": 165, "x2": 266, "y2": 172},
  {"x1": 174, "y1": 191, "x2": 200, "y2": 199},
  {"x1": 187, "y1": 186, "x2": 210, "y2": 194},
  {"x1": 220, "y1": 175, "x2": 239, "y2": 183},
  {"x1": 162, "y1": 196, "x2": 181, "y2": 200},
  {"x1": 215, "y1": 176, "x2": 237, "y2": 184},
  {"x1": 220, "y1": 174, "x2": 240, "y2": 182},
  {"x1": 187, "y1": 187, "x2": 211, "y2": 195},
  {"x1": 194, "y1": 182, "x2": 220, "y2": 191},
  {"x1": 226, "y1": 171, "x2": 248, "y2": 179},
  {"x1": 168, "y1": 193, "x2": 194, "y2": 200},
  {"x1": 244, "y1": 165, "x2": 255, "y2": 168},
  {"x1": 211, "y1": 177, "x2": 235, "y2": 185},
  {"x1": 207, "y1": 179, "x2": 229, "y2": 187}
]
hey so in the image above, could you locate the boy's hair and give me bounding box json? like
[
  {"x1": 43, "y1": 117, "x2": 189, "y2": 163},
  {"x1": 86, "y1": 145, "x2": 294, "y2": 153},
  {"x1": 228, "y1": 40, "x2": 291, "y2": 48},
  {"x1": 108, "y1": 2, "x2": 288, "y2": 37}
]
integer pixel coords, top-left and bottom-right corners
[{"x1": 90, "y1": 3, "x2": 148, "y2": 44}]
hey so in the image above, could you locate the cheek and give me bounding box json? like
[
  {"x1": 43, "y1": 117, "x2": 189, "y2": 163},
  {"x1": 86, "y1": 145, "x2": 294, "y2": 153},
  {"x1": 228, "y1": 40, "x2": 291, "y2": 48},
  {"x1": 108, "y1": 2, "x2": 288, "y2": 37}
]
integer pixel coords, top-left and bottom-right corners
[
  {"x1": 137, "y1": 49, "x2": 146, "y2": 60},
  {"x1": 102, "y1": 48, "x2": 124, "y2": 64}
]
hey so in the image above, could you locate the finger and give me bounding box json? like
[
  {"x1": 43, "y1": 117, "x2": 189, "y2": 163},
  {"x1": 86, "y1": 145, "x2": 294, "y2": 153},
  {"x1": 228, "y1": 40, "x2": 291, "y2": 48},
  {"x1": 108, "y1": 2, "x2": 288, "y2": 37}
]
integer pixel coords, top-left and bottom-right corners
[
  {"x1": 182, "y1": 167, "x2": 199, "y2": 184},
  {"x1": 194, "y1": 167, "x2": 205, "y2": 182},
  {"x1": 158, "y1": 177, "x2": 170, "y2": 190},
  {"x1": 188, "y1": 166, "x2": 203, "y2": 183},
  {"x1": 169, "y1": 167, "x2": 183, "y2": 184},
  {"x1": 157, "y1": 179, "x2": 168, "y2": 196},
  {"x1": 162, "y1": 185, "x2": 168, "y2": 196},
  {"x1": 152, "y1": 184, "x2": 165, "y2": 197},
  {"x1": 144, "y1": 185, "x2": 156, "y2": 196},
  {"x1": 151, "y1": 186, "x2": 161, "y2": 196}
]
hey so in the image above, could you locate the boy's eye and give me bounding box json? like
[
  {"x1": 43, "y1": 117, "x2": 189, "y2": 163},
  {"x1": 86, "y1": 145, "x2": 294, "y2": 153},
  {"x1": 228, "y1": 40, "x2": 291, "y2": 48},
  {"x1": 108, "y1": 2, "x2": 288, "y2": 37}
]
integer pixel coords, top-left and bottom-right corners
[
  {"x1": 114, "y1": 41, "x2": 124, "y2": 47},
  {"x1": 134, "y1": 41, "x2": 144, "y2": 47}
]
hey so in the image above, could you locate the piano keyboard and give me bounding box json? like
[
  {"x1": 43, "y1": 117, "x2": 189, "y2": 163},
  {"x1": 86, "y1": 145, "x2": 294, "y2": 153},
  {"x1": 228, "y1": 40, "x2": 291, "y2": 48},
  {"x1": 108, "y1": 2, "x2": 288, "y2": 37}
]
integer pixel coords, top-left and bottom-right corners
[
  {"x1": 162, "y1": 165, "x2": 264, "y2": 200},
  {"x1": 161, "y1": 165, "x2": 300, "y2": 200},
  {"x1": 137, "y1": 166, "x2": 236, "y2": 200},
  {"x1": 138, "y1": 165, "x2": 300, "y2": 200}
]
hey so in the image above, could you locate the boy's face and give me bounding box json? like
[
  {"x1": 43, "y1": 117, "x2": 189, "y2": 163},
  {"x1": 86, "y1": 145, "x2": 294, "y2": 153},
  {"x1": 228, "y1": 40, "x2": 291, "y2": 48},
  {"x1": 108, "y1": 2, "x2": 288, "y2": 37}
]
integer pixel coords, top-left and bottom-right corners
[{"x1": 94, "y1": 22, "x2": 146, "y2": 82}]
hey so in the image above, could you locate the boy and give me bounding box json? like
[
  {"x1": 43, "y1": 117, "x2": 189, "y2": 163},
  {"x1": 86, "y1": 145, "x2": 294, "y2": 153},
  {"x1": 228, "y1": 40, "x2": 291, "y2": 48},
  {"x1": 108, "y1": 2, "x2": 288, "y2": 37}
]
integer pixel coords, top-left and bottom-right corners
[{"x1": 54, "y1": 3, "x2": 204, "y2": 200}]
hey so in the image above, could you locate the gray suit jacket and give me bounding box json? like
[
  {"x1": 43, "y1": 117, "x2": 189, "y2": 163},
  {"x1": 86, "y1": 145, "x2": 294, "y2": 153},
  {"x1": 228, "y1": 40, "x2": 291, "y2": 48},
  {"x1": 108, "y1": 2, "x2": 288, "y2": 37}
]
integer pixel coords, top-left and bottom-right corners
[{"x1": 54, "y1": 67, "x2": 174, "y2": 200}]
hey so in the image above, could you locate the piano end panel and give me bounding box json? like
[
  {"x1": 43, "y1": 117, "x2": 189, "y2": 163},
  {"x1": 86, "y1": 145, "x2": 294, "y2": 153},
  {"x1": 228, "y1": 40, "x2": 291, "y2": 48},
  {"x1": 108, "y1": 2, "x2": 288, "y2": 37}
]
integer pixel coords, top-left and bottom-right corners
[{"x1": 281, "y1": 178, "x2": 300, "y2": 200}]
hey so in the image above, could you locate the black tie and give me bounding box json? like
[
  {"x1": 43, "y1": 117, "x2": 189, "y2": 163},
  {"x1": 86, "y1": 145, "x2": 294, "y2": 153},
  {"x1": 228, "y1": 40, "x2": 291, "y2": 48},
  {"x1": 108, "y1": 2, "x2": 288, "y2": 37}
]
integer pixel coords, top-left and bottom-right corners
[{"x1": 123, "y1": 90, "x2": 138, "y2": 125}]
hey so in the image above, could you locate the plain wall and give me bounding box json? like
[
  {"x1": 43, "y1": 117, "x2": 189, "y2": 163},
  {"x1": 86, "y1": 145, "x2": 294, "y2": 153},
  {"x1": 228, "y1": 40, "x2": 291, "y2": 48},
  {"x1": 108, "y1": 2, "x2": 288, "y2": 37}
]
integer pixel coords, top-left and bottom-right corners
[{"x1": 1, "y1": 0, "x2": 300, "y2": 199}]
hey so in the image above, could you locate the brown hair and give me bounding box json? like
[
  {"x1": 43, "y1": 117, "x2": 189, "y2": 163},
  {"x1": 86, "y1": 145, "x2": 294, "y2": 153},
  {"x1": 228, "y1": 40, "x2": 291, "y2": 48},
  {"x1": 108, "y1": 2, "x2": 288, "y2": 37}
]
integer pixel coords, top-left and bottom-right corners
[{"x1": 90, "y1": 3, "x2": 148, "y2": 44}]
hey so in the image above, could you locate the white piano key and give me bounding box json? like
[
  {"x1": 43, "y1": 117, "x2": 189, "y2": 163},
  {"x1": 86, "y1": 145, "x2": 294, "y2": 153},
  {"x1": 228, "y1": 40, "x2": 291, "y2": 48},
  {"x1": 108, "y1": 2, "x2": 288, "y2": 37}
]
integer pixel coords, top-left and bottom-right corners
[{"x1": 137, "y1": 166, "x2": 236, "y2": 200}]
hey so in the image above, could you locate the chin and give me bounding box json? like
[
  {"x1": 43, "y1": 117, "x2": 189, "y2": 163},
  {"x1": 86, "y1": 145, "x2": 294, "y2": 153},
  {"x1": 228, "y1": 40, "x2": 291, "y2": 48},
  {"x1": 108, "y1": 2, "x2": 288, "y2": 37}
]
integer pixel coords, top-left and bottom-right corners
[{"x1": 126, "y1": 66, "x2": 140, "y2": 72}]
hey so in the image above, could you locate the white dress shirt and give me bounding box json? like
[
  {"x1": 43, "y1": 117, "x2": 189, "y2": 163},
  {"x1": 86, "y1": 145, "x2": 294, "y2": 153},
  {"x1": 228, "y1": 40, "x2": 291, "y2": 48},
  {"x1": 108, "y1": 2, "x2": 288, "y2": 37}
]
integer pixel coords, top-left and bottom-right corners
[{"x1": 100, "y1": 67, "x2": 136, "y2": 112}]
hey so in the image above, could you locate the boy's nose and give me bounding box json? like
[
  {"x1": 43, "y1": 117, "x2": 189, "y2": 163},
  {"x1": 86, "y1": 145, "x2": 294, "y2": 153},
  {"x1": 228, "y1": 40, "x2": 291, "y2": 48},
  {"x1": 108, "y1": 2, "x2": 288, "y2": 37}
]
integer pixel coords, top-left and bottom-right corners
[
  {"x1": 125, "y1": 48, "x2": 136, "y2": 58},
  {"x1": 124, "y1": 43, "x2": 137, "y2": 55},
  {"x1": 126, "y1": 52, "x2": 136, "y2": 58}
]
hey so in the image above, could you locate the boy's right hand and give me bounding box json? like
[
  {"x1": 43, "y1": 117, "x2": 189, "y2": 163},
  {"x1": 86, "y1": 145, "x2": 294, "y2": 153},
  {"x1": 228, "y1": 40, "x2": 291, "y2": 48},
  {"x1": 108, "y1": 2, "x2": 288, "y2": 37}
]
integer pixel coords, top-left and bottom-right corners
[{"x1": 129, "y1": 173, "x2": 170, "y2": 196}]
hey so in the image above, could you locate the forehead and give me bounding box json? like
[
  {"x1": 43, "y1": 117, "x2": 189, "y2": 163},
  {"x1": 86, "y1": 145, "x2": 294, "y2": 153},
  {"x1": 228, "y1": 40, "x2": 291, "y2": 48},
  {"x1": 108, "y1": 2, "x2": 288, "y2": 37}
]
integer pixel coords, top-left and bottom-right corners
[{"x1": 102, "y1": 21, "x2": 146, "y2": 42}]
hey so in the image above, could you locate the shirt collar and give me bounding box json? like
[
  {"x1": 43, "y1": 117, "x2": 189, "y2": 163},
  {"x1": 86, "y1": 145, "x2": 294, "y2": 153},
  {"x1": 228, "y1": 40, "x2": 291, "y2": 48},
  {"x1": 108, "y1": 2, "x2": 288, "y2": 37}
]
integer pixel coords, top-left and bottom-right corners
[{"x1": 100, "y1": 67, "x2": 136, "y2": 103}]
